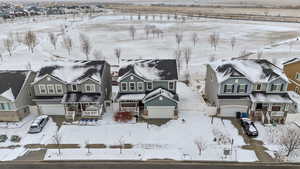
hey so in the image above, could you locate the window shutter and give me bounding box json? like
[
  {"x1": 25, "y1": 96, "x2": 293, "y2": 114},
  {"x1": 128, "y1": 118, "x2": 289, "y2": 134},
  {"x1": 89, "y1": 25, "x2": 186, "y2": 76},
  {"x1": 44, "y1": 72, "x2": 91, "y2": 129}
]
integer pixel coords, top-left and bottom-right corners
[
  {"x1": 237, "y1": 85, "x2": 240, "y2": 93},
  {"x1": 224, "y1": 85, "x2": 227, "y2": 93},
  {"x1": 231, "y1": 85, "x2": 234, "y2": 93},
  {"x1": 245, "y1": 85, "x2": 248, "y2": 93},
  {"x1": 280, "y1": 84, "x2": 284, "y2": 91}
]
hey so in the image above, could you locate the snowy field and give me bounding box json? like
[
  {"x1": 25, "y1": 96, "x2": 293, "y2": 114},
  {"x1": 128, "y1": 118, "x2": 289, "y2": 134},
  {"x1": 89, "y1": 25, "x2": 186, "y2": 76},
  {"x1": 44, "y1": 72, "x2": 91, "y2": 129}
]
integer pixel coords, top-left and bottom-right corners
[{"x1": 0, "y1": 12, "x2": 300, "y2": 81}]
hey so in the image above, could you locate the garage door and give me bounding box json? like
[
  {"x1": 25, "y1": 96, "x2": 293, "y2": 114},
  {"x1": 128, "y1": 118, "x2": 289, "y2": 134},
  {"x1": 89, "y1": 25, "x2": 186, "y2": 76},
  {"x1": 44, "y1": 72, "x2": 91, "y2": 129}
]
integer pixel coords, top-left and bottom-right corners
[
  {"x1": 220, "y1": 105, "x2": 248, "y2": 117},
  {"x1": 147, "y1": 106, "x2": 175, "y2": 119},
  {"x1": 38, "y1": 104, "x2": 65, "y2": 116}
]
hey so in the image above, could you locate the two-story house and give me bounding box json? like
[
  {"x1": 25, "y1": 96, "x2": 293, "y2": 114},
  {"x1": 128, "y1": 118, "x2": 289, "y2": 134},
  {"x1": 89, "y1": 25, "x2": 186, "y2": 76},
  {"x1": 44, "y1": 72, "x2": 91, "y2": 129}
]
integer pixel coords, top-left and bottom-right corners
[
  {"x1": 0, "y1": 70, "x2": 36, "y2": 122},
  {"x1": 31, "y1": 60, "x2": 111, "y2": 120},
  {"x1": 283, "y1": 58, "x2": 300, "y2": 95},
  {"x1": 116, "y1": 59, "x2": 179, "y2": 119},
  {"x1": 205, "y1": 59, "x2": 292, "y2": 124}
]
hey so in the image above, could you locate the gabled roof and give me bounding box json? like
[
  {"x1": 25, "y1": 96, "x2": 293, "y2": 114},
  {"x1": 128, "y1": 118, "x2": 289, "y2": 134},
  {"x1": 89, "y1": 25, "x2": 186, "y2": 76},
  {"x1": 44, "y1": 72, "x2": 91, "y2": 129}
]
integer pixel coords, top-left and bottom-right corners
[
  {"x1": 143, "y1": 88, "x2": 179, "y2": 103},
  {"x1": 282, "y1": 58, "x2": 300, "y2": 65},
  {"x1": 34, "y1": 60, "x2": 106, "y2": 84},
  {"x1": 209, "y1": 59, "x2": 288, "y2": 83},
  {"x1": 0, "y1": 70, "x2": 31, "y2": 101},
  {"x1": 119, "y1": 59, "x2": 178, "y2": 81}
]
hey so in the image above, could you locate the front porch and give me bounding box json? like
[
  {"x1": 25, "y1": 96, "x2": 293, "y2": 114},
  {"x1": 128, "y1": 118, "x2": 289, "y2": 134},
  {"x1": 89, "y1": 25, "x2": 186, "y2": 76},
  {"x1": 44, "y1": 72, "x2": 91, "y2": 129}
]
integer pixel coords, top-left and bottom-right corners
[
  {"x1": 116, "y1": 93, "x2": 145, "y2": 116},
  {"x1": 62, "y1": 92, "x2": 103, "y2": 121},
  {"x1": 250, "y1": 93, "x2": 292, "y2": 124}
]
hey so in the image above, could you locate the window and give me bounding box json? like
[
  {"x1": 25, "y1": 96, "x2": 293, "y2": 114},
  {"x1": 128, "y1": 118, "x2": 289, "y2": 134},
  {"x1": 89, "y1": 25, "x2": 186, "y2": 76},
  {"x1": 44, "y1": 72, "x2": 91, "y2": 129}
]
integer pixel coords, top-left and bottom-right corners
[
  {"x1": 271, "y1": 84, "x2": 281, "y2": 92},
  {"x1": 280, "y1": 84, "x2": 285, "y2": 91},
  {"x1": 285, "y1": 104, "x2": 290, "y2": 111},
  {"x1": 237, "y1": 84, "x2": 247, "y2": 93},
  {"x1": 256, "y1": 84, "x2": 262, "y2": 91},
  {"x1": 39, "y1": 84, "x2": 47, "y2": 94},
  {"x1": 137, "y1": 82, "x2": 144, "y2": 91},
  {"x1": 85, "y1": 84, "x2": 96, "y2": 93},
  {"x1": 71, "y1": 84, "x2": 78, "y2": 91},
  {"x1": 255, "y1": 103, "x2": 268, "y2": 111},
  {"x1": 47, "y1": 84, "x2": 55, "y2": 94},
  {"x1": 168, "y1": 81, "x2": 175, "y2": 90},
  {"x1": 129, "y1": 82, "x2": 136, "y2": 91},
  {"x1": 56, "y1": 84, "x2": 63, "y2": 94},
  {"x1": 295, "y1": 73, "x2": 300, "y2": 81},
  {"x1": 224, "y1": 84, "x2": 234, "y2": 93},
  {"x1": 147, "y1": 82, "x2": 153, "y2": 90},
  {"x1": 271, "y1": 104, "x2": 281, "y2": 111},
  {"x1": 121, "y1": 82, "x2": 127, "y2": 91},
  {"x1": 0, "y1": 103, "x2": 10, "y2": 111}
]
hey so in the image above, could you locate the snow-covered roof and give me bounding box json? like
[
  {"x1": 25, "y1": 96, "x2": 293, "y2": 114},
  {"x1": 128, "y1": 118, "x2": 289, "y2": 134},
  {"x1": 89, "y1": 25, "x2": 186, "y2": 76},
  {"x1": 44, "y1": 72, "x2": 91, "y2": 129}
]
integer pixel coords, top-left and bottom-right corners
[
  {"x1": 117, "y1": 94, "x2": 146, "y2": 101},
  {"x1": 143, "y1": 88, "x2": 178, "y2": 103},
  {"x1": 35, "y1": 60, "x2": 106, "y2": 84},
  {"x1": 0, "y1": 70, "x2": 31, "y2": 101},
  {"x1": 1, "y1": 88, "x2": 15, "y2": 101},
  {"x1": 119, "y1": 59, "x2": 178, "y2": 81},
  {"x1": 209, "y1": 59, "x2": 288, "y2": 83},
  {"x1": 250, "y1": 93, "x2": 292, "y2": 104}
]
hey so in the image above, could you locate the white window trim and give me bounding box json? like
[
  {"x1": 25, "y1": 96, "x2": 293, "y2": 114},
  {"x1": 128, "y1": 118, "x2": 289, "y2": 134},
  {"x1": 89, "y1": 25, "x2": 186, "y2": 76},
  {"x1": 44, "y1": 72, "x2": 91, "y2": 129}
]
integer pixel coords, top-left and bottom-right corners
[
  {"x1": 272, "y1": 84, "x2": 281, "y2": 91},
  {"x1": 39, "y1": 84, "x2": 47, "y2": 94},
  {"x1": 56, "y1": 84, "x2": 63, "y2": 94},
  {"x1": 168, "y1": 81, "x2": 175, "y2": 90},
  {"x1": 129, "y1": 82, "x2": 136, "y2": 91},
  {"x1": 238, "y1": 84, "x2": 247, "y2": 93},
  {"x1": 85, "y1": 84, "x2": 96, "y2": 93},
  {"x1": 146, "y1": 81, "x2": 153, "y2": 90},
  {"x1": 71, "y1": 84, "x2": 78, "y2": 92},
  {"x1": 255, "y1": 83, "x2": 262, "y2": 91},
  {"x1": 121, "y1": 82, "x2": 128, "y2": 91},
  {"x1": 137, "y1": 82, "x2": 144, "y2": 91},
  {"x1": 224, "y1": 84, "x2": 234, "y2": 93},
  {"x1": 47, "y1": 84, "x2": 55, "y2": 94}
]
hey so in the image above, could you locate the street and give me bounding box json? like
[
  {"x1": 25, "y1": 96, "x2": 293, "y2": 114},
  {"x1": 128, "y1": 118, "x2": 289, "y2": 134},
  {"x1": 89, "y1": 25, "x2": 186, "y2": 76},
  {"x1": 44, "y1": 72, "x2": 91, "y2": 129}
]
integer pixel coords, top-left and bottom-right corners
[{"x1": 1, "y1": 161, "x2": 300, "y2": 169}]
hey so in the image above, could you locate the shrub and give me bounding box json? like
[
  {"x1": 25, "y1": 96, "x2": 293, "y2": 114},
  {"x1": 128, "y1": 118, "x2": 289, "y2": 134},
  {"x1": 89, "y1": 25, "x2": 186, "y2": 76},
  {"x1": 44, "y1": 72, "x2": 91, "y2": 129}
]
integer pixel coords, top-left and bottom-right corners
[
  {"x1": 10, "y1": 135, "x2": 21, "y2": 143},
  {"x1": 0, "y1": 135, "x2": 8, "y2": 143},
  {"x1": 114, "y1": 111, "x2": 133, "y2": 122}
]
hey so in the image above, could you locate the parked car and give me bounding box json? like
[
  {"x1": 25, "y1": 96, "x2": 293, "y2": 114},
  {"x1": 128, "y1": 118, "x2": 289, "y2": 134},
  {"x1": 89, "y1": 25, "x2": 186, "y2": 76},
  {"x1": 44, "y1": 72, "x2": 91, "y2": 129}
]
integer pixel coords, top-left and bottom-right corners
[
  {"x1": 240, "y1": 118, "x2": 258, "y2": 137},
  {"x1": 28, "y1": 115, "x2": 49, "y2": 134}
]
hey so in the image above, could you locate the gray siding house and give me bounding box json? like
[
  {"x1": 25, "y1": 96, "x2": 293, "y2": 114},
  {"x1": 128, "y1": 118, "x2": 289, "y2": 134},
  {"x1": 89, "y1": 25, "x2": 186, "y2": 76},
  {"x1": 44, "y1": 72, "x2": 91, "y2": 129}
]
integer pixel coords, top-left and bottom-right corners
[
  {"x1": 205, "y1": 59, "x2": 292, "y2": 124},
  {"x1": 116, "y1": 59, "x2": 179, "y2": 119},
  {"x1": 31, "y1": 60, "x2": 111, "y2": 120},
  {"x1": 0, "y1": 70, "x2": 36, "y2": 122}
]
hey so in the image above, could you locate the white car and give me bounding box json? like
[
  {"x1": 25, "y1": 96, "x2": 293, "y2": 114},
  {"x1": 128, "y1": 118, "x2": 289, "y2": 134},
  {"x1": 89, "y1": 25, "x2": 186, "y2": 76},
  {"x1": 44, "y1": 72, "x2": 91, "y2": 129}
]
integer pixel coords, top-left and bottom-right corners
[{"x1": 28, "y1": 115, "x2": 49, "y2": 134}]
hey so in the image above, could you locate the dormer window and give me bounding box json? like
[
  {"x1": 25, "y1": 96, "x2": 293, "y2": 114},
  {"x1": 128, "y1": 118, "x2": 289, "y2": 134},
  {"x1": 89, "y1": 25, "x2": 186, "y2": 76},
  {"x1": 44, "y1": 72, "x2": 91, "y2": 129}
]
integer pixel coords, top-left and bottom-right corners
[{"x1": 71, "y1": 84, "x2": 78, "y2": 91}]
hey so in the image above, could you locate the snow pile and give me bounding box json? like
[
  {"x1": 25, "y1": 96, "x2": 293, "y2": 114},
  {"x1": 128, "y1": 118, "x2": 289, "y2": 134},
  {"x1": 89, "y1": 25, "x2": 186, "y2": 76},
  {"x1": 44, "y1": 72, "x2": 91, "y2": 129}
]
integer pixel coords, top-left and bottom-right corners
[{"x1": 0, "y1": 88, "x2": 15, "y2": 101}]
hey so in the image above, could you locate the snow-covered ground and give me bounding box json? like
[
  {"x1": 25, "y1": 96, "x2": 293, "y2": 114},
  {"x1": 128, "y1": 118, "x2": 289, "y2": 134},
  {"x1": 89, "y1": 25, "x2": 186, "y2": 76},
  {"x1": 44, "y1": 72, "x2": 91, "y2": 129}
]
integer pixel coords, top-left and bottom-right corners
[
  {"x1": 0, "y1": 111, "x2": 58, "y2": 161},
  {"x1": 44, "y1": 82, "x2": 257, "y2": 161}
]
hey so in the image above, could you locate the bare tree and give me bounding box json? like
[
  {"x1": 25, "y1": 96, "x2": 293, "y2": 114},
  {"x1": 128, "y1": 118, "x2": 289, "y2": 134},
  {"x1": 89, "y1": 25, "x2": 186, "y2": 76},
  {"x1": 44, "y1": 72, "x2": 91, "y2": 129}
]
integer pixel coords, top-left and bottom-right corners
[
  {"x1": 230, "y1": 37, "x2": 236, "y2": 50},
  {"x1": 129, "y1": 25, "x2": 136, "y2": 40},
  {"x1": 118, "y1": 136, "x2": 125, "y2": 154},
  {"x1": 279, "y1": 127, "x2": 300, "y2": 157},
  {"x1": 194, "y1": 138, "x2": 207, "y2": 155},
  {"x1": 53, "y1": 131, "x2": 62, "y2": 155},
  {"x1": 85, "y1": 140, "x2": 91, "y2": 155},
  {"x1": 114, "y1": 48, "x2": 121, "y2": 65},
  {"x1": 61, "y1": 36, "x2": 73, "y2": 56},
  {"x1": 49, "y1": 33, "x2": 58, "y2": 49},
  {"x1": 192, "y1": 32, "x2": 199, "y2": 48},
  {"x1": 79, "y1": 33, "x2": 92, "y2": 60},
  {"x1": 175, "y1": 33, "x2": 183, "y2": 49},
  {"x1": 183, "y1": 47, "x2": 192, "y2": 70},
  {"x1": 0, "y1": 53, "x2": 2, "y2": 62},
  {"x1": 144, "y1": 25, "x2": 152, "y2": 39},
  {"x1": 15, "y1": 32, "x2": 23, "y2": 44},
  {"x1": 174, "y1": 49, "x2": 182, "y2": 75},
  {"x1": 209, "y1": 32, "x2": 220, "y2": 51},
  {"x1": 24, "y1": 31, "x2": 38, "y2": 53},
  {"x1": 3, "y1": 37, "x2": 14, "y2": 56}
]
